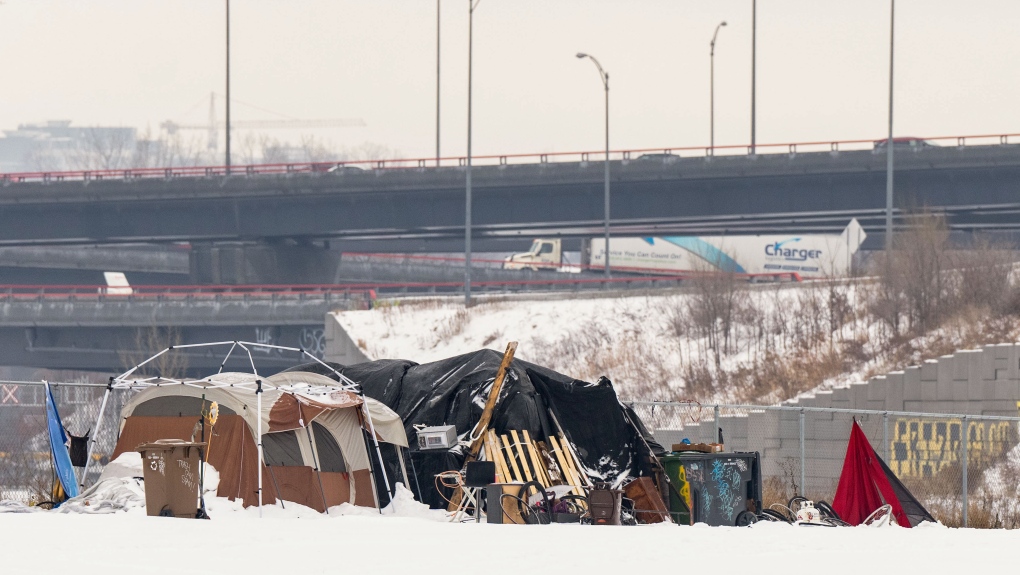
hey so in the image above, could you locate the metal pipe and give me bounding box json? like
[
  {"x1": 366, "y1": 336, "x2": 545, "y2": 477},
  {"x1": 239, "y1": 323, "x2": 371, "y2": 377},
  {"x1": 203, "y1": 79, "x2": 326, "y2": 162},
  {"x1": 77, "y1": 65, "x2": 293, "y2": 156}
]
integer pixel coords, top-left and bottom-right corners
[
  {"x1": 576, "y1": 53, "x2": 611, "y2": 280},
  {"x1": 961, "y1": 415, "x2": 969, "y2": 527},
  {"x1": 225, "y1": 0, "x2": 232, "y2": 172},
  {"x1": 751, "y1": 0, "x2": 756, "y2": 154},
  {"x1": 799, "y1": 408, "x2": 806, "y2": 496},
  {"x1": 464, "y1": 0, "x2": 479, "y2": 307},
  {"x1": 436, "y1": 0, "x2": 441, "y2": 167},
  {"x1": 81, "y1": 383, "x2": 111, "y2": 490},
  {"x1": 710, "y1": 21, "x2": 727, "y2": 153},
  {"x1": 256, "y1": 379, "x2": 263, "y2": 517},
  {"x1": 885, "y1": 0, "x2": 895, "y2": 250},
  {"x1": 883, "y1": 412, "x2": 890, "y2": 461}
]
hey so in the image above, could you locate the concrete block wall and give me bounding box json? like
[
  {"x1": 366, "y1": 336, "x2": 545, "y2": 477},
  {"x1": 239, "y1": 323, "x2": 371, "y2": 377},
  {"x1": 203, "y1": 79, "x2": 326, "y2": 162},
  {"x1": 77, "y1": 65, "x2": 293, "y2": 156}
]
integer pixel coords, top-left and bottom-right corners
[{"x1": 651, "y1": 343, "x2": 1020, "y2": 497}]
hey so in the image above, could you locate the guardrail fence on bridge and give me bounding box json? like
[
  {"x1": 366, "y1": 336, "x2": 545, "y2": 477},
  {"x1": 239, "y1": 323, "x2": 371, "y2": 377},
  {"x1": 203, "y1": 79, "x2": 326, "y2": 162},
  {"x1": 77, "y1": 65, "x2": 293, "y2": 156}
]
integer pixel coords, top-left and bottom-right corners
[
  {"x1": 630, "y1": 401, "x2": 1019, "y2": 528},
  {"x1": 2, "y1": 132, "x2": 1018, "y2": 184}
]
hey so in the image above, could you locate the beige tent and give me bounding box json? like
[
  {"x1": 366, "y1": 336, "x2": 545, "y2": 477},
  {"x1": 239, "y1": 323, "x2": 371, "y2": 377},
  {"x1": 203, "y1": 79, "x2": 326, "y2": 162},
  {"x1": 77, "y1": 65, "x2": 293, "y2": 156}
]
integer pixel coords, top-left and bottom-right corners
[{"x1": 88, "y1": 342, "x2": 410, "y2": 513}]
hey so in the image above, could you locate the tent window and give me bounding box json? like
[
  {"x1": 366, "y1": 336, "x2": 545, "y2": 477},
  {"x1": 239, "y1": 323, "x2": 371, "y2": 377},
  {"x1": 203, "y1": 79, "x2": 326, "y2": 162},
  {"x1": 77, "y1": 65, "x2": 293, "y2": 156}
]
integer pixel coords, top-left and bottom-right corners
[
  {"x1": 133, "y1": 396, "x2": 237, "y2": 417},
  {"x1": 262, "y1": 431, "x2": 303, "y2": 467},
  {"x1": 312, "y1": 422, "x2": 347, "y2": 473}
]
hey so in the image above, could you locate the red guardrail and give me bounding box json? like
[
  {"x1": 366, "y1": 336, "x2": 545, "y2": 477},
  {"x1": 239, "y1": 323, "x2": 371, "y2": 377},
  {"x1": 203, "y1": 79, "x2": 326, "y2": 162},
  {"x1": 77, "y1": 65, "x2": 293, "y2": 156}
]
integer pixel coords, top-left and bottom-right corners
[
  {"x1": 1, "y1": 133, "x2": 1017, "y2": 184},
  {"x1": 0, "y1": 271, "x2": 802, "y2": 302},
  {"x1": 0, "y1": 284, "x2": 376, "y2": 300}
]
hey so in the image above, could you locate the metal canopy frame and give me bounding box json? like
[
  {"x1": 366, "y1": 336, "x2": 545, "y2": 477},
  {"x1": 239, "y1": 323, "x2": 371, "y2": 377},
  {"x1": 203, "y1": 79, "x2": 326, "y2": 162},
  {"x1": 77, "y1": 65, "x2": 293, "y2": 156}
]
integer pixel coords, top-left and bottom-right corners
[{"x1": 84, "y1": 340, "x2": 396, "y2": 516}]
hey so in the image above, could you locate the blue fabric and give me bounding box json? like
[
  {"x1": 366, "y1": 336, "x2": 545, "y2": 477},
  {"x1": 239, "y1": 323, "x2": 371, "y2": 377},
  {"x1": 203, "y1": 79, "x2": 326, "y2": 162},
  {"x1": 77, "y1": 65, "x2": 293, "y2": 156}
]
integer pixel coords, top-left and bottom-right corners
[{"x1": 45, "y1": 383, "x2": 79, "y2": 499}]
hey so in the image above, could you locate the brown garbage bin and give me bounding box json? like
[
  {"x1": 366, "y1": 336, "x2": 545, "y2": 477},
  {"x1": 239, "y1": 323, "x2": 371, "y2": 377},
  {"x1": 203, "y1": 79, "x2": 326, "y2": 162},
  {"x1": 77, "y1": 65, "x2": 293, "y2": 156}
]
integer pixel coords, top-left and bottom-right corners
[{"x1": 136, "y1": 440, "x2": 206, "y2": 518}]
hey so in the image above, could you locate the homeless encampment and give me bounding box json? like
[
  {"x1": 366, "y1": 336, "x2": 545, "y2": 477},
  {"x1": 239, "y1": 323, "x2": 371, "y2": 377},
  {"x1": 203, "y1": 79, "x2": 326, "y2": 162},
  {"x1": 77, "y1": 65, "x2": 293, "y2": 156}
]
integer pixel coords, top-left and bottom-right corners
[
  {"x1": 287, "y1": 349, "x2": 665, "y2": 509},
  {"x1": 832, "y1": 420, "x2": 935, "y2": 527},
  {"x1": 107, "y1": 371, "x2": 409, "y2": 511}
]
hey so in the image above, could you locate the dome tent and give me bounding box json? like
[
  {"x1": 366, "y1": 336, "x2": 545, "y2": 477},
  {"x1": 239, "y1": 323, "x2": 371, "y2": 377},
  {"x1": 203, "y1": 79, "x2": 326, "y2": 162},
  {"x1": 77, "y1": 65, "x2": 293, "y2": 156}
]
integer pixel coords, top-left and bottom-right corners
[{"x1": 86, "y1": 342, "x2": 409, "y2": 514}]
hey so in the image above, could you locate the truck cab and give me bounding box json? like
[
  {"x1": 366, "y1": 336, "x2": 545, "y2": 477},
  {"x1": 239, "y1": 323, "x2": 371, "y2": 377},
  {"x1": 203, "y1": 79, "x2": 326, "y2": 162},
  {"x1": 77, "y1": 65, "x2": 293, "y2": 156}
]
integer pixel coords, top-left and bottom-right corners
[{"x1": 503, "y1": 239, "x2": 562, "y2": 270}]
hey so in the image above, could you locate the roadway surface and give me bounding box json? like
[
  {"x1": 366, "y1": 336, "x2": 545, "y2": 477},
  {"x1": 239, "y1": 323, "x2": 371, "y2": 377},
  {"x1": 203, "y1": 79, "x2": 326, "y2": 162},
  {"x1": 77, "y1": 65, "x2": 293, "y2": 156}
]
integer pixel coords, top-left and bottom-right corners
[{"x1": 1, "y1": 138, "x2": 1019, "y2": 248}]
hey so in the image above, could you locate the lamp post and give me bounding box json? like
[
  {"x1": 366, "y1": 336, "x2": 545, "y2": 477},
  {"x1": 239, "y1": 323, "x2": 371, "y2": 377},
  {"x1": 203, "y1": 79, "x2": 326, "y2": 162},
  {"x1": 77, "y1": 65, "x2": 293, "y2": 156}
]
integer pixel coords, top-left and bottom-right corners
[
  {"x1": 225, "y1": 0, "x2": 232, "y2": 171},
  {"x1": 576, "y1": 52, "x2": 611, "y2": 280},
  {"x1": 751, "y1": 1, "x2": 756, "y2": 154},
  {"x1": 710, "y1": 21, "x2": 727, "y2": 154},
  {"x1": 885, "y1": 0, "x2": 895, "y2": 250},
  {"x1": 465, "y1": 0, "x2": 480, "y2": 307},
  {"x1": 436, "y1": 0, "x2": 441, "y2": 166}
]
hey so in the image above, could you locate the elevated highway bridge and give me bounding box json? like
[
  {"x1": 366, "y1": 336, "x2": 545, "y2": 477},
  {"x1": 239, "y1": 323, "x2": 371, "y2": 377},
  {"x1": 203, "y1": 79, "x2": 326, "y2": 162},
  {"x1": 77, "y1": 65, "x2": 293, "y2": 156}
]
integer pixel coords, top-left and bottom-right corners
[{"x1": 1, "y1": 133, "x2": 1018, "y2": 253}]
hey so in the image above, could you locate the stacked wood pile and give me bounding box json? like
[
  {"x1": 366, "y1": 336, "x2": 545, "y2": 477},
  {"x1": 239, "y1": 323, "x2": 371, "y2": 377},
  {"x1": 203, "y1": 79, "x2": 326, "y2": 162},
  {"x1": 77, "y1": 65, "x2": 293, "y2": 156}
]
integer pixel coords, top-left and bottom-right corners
[{"x1": 481, "y1": 428, "x2": 592, "y2": 496}]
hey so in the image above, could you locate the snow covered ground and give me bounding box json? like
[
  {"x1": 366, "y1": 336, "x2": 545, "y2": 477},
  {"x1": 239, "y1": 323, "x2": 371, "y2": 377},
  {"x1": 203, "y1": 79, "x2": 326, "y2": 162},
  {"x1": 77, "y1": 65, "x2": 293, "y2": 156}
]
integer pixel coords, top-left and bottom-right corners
[{"x1": 2, "y1": 508, "x2": 1015, "y2": 574}]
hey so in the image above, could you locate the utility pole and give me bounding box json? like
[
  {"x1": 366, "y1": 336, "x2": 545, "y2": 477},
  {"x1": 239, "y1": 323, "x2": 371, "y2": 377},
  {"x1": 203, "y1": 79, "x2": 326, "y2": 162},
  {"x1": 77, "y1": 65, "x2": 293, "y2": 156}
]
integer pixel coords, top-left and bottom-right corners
[
  {"x1": 465, "y1": 0, "x2": 480, "y2": 307},
  {"x1": 225, "y1": 0, "x2": 232, "y2": 171},
  {"x1": 885, "y1": 0, "x2": 895, "y2": 250},
  {"x1": 751, "y1": 0, "x2": 756, "y2": 154},
  {"x1": 436, "y1": 0, "x2": 441, "y2": 166}
]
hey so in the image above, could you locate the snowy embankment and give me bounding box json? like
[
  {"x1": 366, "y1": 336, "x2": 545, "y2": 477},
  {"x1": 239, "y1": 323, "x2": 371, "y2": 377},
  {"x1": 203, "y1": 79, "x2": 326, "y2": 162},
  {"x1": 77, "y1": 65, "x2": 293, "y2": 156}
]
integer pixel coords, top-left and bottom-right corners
[{"x1": 335, "y1": 287, "x2": 856, "y2": 402}]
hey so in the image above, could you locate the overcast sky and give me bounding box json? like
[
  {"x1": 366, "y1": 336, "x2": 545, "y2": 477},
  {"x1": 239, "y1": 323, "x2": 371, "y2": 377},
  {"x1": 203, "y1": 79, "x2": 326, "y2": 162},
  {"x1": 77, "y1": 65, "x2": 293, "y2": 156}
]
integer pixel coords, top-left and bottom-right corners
[{"x1": 2, "y1": 1, "x2": 1018, "y2": 160}]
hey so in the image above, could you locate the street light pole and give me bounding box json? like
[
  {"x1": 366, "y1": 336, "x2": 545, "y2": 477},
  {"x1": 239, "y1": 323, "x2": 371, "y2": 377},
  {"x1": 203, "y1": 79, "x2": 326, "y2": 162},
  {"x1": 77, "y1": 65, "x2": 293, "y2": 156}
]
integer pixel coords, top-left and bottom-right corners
[
  {"x1": 577, "y1": 53, "x2": 611, "y2": 280},
  {"x1": 885, "y1": 0, "x2": 895, "y2": 251},
  {"x1": 751, "y1": 0, "x2": 756, "y2": 154},
  {"x1": 710, "y1": 21, "x2": 727, "y2": 154},
  {"x1": 225, "y1": 0, "x2": 231, "y2": 171},
  {"x1": 465, "y1": 0, "x2": 480, "y2": 307},
  {"x1": 436, "y1": 0, "x2": 441, "y2": 167}
]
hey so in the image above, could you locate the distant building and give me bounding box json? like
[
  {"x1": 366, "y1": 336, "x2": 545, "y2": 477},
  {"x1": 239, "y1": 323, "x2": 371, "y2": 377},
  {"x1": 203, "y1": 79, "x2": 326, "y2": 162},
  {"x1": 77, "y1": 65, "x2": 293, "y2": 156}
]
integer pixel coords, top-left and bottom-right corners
[{"x1": 0, "y1": 120, "x2": 137, "y2": 173}]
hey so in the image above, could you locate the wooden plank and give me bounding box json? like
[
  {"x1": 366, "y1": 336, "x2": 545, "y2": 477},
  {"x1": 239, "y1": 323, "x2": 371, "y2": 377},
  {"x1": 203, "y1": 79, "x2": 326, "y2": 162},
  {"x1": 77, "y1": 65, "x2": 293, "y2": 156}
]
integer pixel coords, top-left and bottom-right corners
[
  {"x1": 522, "y1": 430, "x2": 550, "y2": 486},
  {"x1": 489, "y1": 431, "x2": 513, "y2": 484},
  {"x1": 467, "y1": 342, "x2": 518, "y2": 458},
  {"x1": 509, "y1": 430, "x2": 533, "y2": 483},
  {"x1": 557, "y1": 433, "x2": 592, "y2": 488},
  {"x1": 548, "y1": 435, "x2": 582, "y2": 496},
  {"x1": 483, "y1": 434, "x2": 504, "y2": 483},
  {"x1": 500, "y1": 433, "x2": 523, "y2": 482}
]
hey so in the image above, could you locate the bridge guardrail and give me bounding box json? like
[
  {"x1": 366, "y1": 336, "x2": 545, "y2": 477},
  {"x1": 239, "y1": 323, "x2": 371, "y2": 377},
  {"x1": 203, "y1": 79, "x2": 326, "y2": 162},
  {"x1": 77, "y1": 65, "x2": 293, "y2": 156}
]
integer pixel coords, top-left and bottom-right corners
[{"x1": 1, "y1": 133, "x2": 1017, "y2": 185}]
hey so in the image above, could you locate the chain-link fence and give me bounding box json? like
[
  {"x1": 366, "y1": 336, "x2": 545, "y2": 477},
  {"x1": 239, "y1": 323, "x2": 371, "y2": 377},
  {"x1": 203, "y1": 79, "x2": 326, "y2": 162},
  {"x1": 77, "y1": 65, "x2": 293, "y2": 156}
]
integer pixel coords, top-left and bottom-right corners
[
  {"x1": 631, "y1": 401, "x2": 1020, "y2": 528},
  {"x1": 4, "y1": 384, "x2": 1018, "y2": 528},
  {"x1": 0, "y1": 381, "x2": 128, "y2": 503}
]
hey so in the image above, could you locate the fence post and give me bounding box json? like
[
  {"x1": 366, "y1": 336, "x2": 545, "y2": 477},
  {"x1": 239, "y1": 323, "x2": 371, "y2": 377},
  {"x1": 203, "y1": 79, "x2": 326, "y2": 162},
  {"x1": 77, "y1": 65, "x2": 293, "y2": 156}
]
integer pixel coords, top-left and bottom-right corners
[
  {"x1": 883, "y1": 412, "x2": 889, "y2": 461},
  {"x1": 799, "y1": 408, "x2": 806, "y2": 496},
  {"x1": 713, "y1": 404, "x2": 721, "y2": 444},
  {"x1": 961, "y1": 416, "x2": 969, "y2": 528}
]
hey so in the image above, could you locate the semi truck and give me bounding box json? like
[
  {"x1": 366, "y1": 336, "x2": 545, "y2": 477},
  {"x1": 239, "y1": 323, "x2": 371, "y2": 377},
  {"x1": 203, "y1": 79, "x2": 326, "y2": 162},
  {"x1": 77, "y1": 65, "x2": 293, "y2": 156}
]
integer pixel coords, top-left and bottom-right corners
[{"x1": 503, "y1": 219, "x2": 866, "y2": 280}]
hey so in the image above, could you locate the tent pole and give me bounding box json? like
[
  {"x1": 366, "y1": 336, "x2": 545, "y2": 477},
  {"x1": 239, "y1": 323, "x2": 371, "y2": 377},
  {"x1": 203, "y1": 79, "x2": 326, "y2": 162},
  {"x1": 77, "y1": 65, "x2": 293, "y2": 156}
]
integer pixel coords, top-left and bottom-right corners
[
  {"x1": 304, "y1": 424, "x2": 330, "y2": 514},
  {"x1": 362, "y1": 403, "x2": 393, "y2": 501},
  {"x1": 256, "y1": 379, "x2": 264, "y2": 518},
  {"x1": 81, "y1": 380, "x2": 112, "y2": 490},
  {"x1": 397, "y1": 446, "x2": 411, "y2": 492}
]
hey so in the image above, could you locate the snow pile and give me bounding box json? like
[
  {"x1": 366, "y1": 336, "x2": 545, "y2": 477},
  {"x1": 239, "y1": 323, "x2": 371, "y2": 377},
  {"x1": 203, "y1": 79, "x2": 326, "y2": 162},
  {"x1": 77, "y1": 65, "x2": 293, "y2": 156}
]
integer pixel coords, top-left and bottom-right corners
[{"x1": 332, "y1": 483, "x2": 448, "y2": 521}]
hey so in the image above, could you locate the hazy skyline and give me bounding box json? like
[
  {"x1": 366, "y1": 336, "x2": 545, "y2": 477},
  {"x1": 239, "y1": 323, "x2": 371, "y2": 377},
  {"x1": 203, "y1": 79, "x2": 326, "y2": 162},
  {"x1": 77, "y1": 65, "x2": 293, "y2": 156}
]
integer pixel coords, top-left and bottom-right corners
[{"x1": 2, "y1": 0, "x2": 1018, "y2": 161}]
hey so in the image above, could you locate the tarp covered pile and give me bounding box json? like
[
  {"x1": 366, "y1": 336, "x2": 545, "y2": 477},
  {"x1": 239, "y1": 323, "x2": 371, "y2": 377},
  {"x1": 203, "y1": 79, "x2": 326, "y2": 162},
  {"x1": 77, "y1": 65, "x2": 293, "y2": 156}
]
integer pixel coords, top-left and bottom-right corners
[{"x1": 289, "y1": 349, "x2": 665, "y2": 508}]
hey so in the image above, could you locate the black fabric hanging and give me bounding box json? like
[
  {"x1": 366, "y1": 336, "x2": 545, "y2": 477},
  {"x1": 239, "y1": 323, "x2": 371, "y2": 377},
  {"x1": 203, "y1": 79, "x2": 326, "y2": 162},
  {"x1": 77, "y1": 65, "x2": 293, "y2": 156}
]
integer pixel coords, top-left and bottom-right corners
[{"x1": 68, "y1": 429, "x2": 90, "y2": 468}]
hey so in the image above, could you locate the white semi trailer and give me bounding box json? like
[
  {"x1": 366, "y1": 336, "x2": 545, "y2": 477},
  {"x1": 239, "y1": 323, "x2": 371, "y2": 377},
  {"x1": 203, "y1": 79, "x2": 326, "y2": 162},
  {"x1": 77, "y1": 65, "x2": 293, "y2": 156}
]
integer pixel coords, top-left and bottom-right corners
[{"x1": 503, "y1": 219, "x2": 866, "y2": 279}]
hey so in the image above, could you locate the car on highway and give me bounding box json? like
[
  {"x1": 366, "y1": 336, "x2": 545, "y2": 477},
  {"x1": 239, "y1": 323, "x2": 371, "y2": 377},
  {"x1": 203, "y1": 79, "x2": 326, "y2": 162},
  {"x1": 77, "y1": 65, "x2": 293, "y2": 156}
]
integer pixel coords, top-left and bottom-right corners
[{"x1": 873, "y1": 137, "x2": 937, "y2": 151}]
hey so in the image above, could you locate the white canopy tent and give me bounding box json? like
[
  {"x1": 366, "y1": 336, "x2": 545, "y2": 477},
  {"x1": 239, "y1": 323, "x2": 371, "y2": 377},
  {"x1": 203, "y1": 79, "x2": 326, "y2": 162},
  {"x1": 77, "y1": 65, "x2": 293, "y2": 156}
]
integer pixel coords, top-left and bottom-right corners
[{"x1": 85, "y1": 341, "x2": 409, "y2": 515}]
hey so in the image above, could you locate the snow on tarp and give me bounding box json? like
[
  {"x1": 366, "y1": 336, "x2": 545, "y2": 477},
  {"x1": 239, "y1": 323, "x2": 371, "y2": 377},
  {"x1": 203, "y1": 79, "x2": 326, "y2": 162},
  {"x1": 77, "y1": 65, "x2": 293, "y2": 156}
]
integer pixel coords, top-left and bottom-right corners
[{"x1": 286, "y1": 349, "x2": 665, "y2": 508}]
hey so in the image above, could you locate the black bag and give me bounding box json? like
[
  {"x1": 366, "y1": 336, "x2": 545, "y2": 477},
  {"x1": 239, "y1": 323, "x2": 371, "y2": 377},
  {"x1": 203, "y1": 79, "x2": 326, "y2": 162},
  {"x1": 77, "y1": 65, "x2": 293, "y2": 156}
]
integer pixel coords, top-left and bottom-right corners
[{"x1": 68, "y1": 429, "x2": 90, "y2": 468}]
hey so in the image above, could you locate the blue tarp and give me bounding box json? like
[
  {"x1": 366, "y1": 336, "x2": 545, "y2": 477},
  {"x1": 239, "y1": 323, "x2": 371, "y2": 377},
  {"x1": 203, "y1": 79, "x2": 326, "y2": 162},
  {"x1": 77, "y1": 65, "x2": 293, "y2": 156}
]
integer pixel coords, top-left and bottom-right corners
[{"x1": 45, "y1": 383, "x2": 79, "y2": 500}]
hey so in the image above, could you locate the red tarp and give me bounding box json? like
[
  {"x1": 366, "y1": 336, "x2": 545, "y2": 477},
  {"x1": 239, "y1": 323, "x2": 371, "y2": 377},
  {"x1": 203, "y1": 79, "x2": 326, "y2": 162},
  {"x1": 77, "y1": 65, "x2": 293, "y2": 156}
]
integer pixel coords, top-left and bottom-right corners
[{"x1": 832, "y1": 420, "x2": 913, "y2": 527}]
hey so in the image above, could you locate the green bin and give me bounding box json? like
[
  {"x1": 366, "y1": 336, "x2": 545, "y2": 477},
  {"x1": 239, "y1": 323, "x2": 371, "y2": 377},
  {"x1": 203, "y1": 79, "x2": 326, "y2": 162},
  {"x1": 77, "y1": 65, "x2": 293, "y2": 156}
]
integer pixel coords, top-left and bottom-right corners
[{"x1": 662, "y1": 452, "x2": 761, "y2": 526}]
